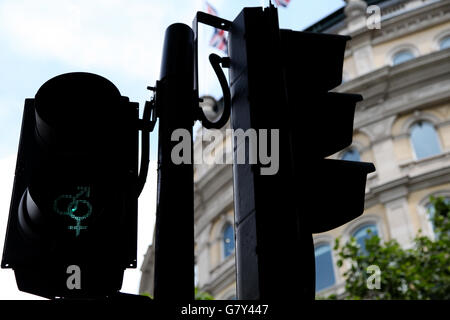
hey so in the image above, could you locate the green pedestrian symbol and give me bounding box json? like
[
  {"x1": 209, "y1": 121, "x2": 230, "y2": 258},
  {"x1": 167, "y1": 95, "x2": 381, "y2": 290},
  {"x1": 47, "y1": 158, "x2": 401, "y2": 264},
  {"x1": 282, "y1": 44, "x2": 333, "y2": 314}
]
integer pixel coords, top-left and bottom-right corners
[{"x1": 53, "y1": 186, "x2": 92, "y2": 237}]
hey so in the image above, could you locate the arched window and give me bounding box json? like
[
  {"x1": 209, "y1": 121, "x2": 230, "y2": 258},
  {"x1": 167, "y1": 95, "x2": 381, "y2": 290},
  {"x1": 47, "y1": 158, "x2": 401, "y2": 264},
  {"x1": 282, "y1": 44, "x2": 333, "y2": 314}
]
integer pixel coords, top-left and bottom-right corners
[
  {"x1": 314, "y1": 244, "x2": 336, "y2": 292},
  {"x1": 410, "y1": 121, "x2": 441, "y2": 160},
  {"x1": 352, "y1": 224, "x2": 378, "y2": 255},
  {"x1": 392, "y1": 50, "x2": 415, "y2": 65},
  {"x1": 341, "y1": 148, "x2": 360, "y2": 162},
  {"x1": 223, "y1": 223, "x2": 235, "y2": 258},
  {"x1": 425, "y1": 197, "x2": 450, "y2": 234},
  {"x1": 439, "y1": 36, "x2": 450, "y2": 50}
]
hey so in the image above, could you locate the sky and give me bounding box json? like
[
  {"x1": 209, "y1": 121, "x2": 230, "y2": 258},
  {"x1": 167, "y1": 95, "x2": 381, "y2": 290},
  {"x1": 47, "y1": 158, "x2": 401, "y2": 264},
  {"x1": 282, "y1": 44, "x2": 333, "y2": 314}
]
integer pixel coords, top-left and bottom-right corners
[{"x1": 0, "y1": 0, "x2": 344, "y2": 299}]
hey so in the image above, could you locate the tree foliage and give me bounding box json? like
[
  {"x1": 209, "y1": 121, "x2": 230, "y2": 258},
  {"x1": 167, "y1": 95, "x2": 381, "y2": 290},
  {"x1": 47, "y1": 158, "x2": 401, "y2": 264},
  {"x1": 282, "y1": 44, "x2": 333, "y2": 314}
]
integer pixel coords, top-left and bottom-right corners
[
  {"x1": 194, "y1": 287, "x2": 214, "y2": 300},
  {"x1": 330, "y1": 196, "x2": 450, "y2": 300},
  {"x1": 140, "y1": 287, "x2": 214, "y2": 300}
]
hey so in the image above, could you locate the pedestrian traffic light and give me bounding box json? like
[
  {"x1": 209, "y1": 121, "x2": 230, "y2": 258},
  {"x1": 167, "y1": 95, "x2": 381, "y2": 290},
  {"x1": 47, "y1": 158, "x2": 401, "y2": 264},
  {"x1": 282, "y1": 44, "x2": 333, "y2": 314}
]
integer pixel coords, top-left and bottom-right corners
[
  {"x1": 225, "y1": 5, "x2": 375, "y2": 299},
  {"x1": 1, "y1": 72, "x2": 139, "y2": 299},
  {"x1": 279, "y1": 28, "x2": 376, "y2": 233}
]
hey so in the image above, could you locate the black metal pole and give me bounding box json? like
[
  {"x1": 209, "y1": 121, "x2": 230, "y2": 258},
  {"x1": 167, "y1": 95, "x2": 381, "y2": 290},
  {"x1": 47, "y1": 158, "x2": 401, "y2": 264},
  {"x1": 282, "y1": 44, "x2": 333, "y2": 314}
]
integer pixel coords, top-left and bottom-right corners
[{"x1": 153, "y1": 23, "x2": 195, "y2": 301}]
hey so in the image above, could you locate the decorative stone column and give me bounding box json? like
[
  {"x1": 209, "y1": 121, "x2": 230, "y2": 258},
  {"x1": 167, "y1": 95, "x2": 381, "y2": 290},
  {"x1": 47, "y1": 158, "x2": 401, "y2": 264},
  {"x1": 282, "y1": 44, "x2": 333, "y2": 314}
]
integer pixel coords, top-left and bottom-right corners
[
  {"x1": 344, "y1": 0, "x2": 376, "y2": 75},
  {"x1": 379, "y1": 186, "x2": 415, "y2": 248},
  {"x1": 344, "y1": 0, "x2": 368, "y2": 33},
  {"x1": 363, "y1": 116, "x2": 402, "y2": 184}
]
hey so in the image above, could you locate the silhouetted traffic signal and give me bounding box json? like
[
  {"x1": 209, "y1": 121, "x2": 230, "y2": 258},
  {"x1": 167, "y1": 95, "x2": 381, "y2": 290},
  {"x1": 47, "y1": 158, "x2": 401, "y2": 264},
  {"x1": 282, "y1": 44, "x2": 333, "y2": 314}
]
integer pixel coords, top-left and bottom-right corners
[
  {"x1": 1, "y1": 73, "x2": 139, "y2": 299},
  {"x1": 280, "y1": 28, "x2": 376, "y2": 233},
  {"x1": 2, "y1": 4, "x2": 376, "y2": 304},
  {"x1": 226, "y1": 5, "x2": 375, "y2": 300}
]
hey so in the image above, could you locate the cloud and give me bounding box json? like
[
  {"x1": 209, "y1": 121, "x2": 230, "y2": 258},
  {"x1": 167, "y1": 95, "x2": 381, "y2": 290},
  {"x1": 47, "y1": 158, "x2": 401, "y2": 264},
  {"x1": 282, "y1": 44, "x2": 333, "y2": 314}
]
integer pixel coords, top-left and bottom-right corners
[
  {"x1": 0, "y1": 153, "x2": 42, "y2": 299},
  {"x1": 122, "y1": 160, "x2": 157, "y2": 294},
  {"x1": 0, "y1": 154, "x2": 16, "y2": 246},
  {"x1": 0, "y1": 97, "x2": 22, "y2": 158},
  {"x1": 0, "y1": 0, "x2": 174, "y2": 81},
  {"x1": 0, "y1": 0, "x2": 231, "y2": 101}
]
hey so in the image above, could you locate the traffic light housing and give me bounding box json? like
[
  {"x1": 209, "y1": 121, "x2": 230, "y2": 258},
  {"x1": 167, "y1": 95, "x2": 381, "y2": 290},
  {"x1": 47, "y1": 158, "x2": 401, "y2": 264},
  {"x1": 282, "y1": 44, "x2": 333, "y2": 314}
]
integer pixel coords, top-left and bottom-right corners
[
  {"x1": 280, "y1": 29, "x2": 376, "y2": 232},
  {"x1": 1, "y1": 72, "x2": 139, "y2": 299},
  {"x1": 227, "y1": 5, "x2": 375, "y2": 299}
]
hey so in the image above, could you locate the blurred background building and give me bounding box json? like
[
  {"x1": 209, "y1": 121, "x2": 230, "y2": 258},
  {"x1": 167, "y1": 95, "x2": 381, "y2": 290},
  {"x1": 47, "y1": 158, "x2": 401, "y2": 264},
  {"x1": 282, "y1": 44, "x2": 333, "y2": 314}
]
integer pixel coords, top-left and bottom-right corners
[{"x1": 140, "y1": 0, "x2": 450, "y2": 299}]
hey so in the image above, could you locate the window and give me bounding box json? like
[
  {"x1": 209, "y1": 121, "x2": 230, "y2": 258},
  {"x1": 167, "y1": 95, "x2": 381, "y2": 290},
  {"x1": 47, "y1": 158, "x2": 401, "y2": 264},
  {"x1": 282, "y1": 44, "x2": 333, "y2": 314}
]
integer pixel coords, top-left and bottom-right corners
[
  {"x1": 426, "y1": 202, "x2": 437, "y2": 233},
  {"x1": 392, "y1": 50, "x2": 414, "y2": 65},
  {"x1": 425, "y1": 197, "x2": 450, "y2": 234},
  {"x1": 352, "y1": 224, "x2": 378, "y2": 255},
  {"x1": 341, "y1": 148, "x2": 360, "y2": 162},
  {"x1": 314, "y1": 244, "x2": 336, "y2": 292},
  {"x1": 223, "y1": 223, "x2": 235, "y2": 258},
  {"x1": 440, "y1": 36, "x2": 450, "y2": 50},
  {"x1": 194, "y1": 264, "x2": 199, "y2": 287},
  {"x1": 410, "y1": 121, "x2": 441, "y2": 160},
  {"x1": 342, "y1": 72, "x2": 349, "y2": 83}
]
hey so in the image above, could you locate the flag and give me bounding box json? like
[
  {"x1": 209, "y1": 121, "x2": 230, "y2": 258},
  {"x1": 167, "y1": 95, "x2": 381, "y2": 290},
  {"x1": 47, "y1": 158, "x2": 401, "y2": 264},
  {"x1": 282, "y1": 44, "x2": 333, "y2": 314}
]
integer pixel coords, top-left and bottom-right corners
[
  {"x1": 205, "y1": 2, "x2": 228, "y2": 53},
  {"x1": 205, "y1": 1, "x2": 218, "y2": 16},
  {"x1": 274, "y1": 0, "x2": 291, "y2": 8},
  {"x1": 210, "y1": 28, "x2": 228, "y2": 53}
]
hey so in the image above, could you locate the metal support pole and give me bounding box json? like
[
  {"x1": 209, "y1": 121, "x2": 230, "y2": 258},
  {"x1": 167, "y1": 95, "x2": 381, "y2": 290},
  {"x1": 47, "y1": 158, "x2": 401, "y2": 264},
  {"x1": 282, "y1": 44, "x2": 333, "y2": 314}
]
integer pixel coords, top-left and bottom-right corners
[{"x1": 153, "y1": 23, "x2": 195, "y2": 301}]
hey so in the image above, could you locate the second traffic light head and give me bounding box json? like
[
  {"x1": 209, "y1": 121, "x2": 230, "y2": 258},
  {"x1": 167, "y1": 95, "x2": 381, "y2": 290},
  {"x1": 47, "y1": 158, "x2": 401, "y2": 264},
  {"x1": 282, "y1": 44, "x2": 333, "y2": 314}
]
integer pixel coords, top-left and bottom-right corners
[{"x1": 2, "y1": 72, "x2": 139, "y2": 299}]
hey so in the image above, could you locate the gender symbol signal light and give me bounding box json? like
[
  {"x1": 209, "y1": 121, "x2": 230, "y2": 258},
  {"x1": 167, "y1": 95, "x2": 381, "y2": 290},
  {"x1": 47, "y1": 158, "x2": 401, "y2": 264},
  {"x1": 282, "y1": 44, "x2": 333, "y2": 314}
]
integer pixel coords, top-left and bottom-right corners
[{"x1": 1, "y1": 72, "x2": 138, "y2": 299}]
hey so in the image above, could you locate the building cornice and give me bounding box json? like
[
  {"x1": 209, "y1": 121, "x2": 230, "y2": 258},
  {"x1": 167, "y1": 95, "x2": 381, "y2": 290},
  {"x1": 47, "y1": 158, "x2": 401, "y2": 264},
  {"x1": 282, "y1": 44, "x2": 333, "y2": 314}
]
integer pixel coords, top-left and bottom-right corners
[
  {"x1": 341, "y1": 0, "x2": 449, "y2": 47},
  {"x1": 202, "y1": 254, "x2": 236, "y2": 296},
  {"x1": 365, "y1": 161, "x2": 450, "y2": 207},
  {"x1": 195, "y1": 182, "x2": 234, "y2": 236},
  {"x1": 195, "y1": 163, "x2": 233, "y2": 210},
  {"x1": 336, "y1": 48, "x2": 450, "y2": 129},
  {"x1": 304, "y1": 0, "x2": 388, "y2": 33},
  {"x1": 371, "y1": 0, "x2": 450, "y2": 46}
]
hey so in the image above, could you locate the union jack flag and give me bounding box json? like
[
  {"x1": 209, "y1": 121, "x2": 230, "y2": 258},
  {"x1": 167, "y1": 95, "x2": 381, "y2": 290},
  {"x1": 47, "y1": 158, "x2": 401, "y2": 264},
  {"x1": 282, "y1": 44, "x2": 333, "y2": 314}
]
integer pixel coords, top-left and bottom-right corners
[
  {"x1": 210, "y1": 28, "x2": 228, "y2": 53},
  {"x1": 274, "y1": 0, "x2": 291, "y2": 8},
  {"x1": 205, "y1": 1, "x2": 218, "y2": 15},
  {"x1": 205, "y1": 2, "x2": 228, "y2": 53}
]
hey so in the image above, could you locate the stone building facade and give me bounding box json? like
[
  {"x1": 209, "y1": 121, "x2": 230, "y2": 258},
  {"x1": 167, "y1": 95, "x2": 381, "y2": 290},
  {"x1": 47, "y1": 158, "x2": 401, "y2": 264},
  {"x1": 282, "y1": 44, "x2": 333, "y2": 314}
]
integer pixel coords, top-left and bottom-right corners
[{"x1": 140, "y1": 0, "x2": 450, "y2": 299}]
